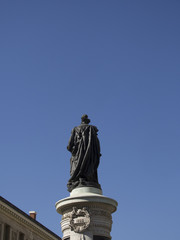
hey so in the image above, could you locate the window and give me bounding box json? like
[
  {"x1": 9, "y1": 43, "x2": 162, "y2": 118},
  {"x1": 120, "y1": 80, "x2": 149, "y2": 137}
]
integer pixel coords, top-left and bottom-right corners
[
  {"x1": 18, "y1": 233, "x2": 24, "y2": 240},
  {"x1": 4, "y1": 224, "x2": 10, "y2": 240},
  {"x1": 0, "y1": 224, "x2": 2, "y2": 240}
]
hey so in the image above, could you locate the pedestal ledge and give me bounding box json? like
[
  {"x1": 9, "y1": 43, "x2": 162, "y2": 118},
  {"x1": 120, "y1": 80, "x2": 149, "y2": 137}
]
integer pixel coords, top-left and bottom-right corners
[
  {"x1": 70, "y1": 187, "x2": 103, "y2": 196},
  {"x1": 56, "y1": 187, "x2": 118, "y2": 215}
]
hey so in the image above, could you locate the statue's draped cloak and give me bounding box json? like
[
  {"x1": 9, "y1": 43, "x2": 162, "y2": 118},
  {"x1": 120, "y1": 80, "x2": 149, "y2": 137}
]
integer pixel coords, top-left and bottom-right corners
[{"x1": 67, "y1": 124, "x2": 101, "y2": 192}]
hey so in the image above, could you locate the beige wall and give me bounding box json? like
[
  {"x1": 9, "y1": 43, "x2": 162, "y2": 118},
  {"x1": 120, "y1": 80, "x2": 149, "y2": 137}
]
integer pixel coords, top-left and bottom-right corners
[
  {"x1": 0, "y1": 212, "x2": 43, "y2": 240},
  {"x1": 0, "y1": 199, "x2": 61, "y2": 240}
]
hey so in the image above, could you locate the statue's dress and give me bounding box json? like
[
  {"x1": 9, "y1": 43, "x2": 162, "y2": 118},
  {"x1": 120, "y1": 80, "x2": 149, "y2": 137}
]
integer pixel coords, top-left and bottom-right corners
[{"x1": 67, "y1": 123, "x2": 101, "y2": 192}]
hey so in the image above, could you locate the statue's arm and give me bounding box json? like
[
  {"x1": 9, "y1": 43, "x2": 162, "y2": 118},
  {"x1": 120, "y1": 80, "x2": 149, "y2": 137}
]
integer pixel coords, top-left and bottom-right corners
[
  {"x1": 93, "y1": 126, "x2": 101, "y2": 157},
  {"x1": 67, "y1": 128, "x2": 75, "y2": 152}
]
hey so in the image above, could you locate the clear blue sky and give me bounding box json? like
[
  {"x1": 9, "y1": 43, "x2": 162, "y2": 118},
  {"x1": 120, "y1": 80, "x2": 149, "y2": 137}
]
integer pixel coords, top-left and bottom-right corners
[{"x1": 0, "y1": 1, "x2": 180, "y2": 239}]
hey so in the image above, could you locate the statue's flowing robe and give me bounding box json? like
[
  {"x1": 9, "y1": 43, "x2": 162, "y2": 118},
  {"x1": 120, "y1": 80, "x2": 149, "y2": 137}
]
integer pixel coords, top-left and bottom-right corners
[{"x1": 67, "y1": 124, "x2": 101, "y2": 191}]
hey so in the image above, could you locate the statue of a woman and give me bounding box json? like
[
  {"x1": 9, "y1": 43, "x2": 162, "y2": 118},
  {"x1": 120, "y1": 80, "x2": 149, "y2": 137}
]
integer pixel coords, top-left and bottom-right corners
[{"x1": 67, "y1": 115, "x2": 101, "y2": 192}]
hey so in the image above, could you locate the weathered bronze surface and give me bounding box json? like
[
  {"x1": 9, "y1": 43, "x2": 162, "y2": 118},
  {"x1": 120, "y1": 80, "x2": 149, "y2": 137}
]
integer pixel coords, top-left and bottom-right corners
[{"x1": 67, "y1": 115, "x2": 101, "y2": 192}]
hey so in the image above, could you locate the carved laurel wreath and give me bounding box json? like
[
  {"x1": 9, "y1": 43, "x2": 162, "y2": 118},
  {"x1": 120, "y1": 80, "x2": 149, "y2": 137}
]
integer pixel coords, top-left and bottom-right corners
[{"x1": 69, "y1": 207, "x2": 90, "y2": 233}]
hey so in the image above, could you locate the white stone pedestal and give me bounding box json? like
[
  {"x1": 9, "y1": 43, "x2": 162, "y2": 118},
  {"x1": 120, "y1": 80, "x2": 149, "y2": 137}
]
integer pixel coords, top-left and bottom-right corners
[{"x1": 55, "y1": 187, "x2": 118, "y2": 240}]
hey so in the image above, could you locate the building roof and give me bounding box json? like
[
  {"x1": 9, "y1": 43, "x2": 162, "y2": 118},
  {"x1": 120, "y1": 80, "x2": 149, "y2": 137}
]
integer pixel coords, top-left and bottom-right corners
[{"x1": 0, "y1": 196, "x2": 61, "y2": 240}]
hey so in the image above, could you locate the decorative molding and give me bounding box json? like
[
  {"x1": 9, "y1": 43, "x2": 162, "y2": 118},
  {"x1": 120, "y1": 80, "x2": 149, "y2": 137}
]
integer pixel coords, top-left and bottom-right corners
[
  {"x1": 57, "y1": 201, "x2": 116, "y2": 215},
  {"x1": 90, "y1": 210, "x2": 112, "y2": 219},
  {"x1": 69, "y1": 207, "x2": 90, "y2": 233}
]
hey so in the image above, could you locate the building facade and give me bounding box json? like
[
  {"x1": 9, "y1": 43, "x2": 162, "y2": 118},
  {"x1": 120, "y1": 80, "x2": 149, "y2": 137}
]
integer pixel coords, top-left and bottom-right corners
[{"x1": 0, "y1": 197, "x2": 61, "y2": 240}]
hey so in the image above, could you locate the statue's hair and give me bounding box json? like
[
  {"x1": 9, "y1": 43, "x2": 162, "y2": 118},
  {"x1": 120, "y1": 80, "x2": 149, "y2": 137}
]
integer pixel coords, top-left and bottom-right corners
[{"x1": 81, "y1": 114, "x2": 90, "y2": 124}]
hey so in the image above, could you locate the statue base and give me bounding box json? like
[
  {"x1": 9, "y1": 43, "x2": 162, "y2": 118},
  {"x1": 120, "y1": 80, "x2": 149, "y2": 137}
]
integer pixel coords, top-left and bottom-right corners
[{"x1": 55, "y1": 187, "x2": 118, "y2": 240}]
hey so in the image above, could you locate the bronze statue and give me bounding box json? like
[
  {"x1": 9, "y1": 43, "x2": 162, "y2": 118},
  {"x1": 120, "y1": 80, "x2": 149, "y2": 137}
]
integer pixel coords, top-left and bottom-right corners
[{"x1": 67, "y1": 115, "x2": 101, "y2": 192}]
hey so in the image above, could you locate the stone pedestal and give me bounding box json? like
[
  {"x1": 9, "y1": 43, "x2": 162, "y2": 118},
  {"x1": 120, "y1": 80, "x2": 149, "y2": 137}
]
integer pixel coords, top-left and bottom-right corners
[{"x1": 55, "y1": 187, "x2": 118, "y2": 240}]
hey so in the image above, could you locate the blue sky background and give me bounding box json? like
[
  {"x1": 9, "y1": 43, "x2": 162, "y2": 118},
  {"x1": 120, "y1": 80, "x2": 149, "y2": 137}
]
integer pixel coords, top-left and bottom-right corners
[{"x1": 0, "y1": 1, "x2": 180, "y2": 239}]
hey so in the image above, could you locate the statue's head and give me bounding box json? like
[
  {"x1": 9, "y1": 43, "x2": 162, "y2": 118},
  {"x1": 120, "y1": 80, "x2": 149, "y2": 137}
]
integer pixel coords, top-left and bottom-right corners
[{"x1": 81, "y1": 114, "x2": 90, "y2": 124}]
